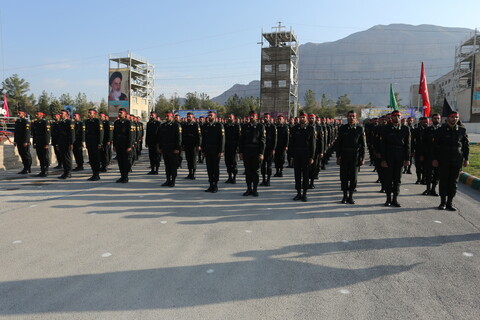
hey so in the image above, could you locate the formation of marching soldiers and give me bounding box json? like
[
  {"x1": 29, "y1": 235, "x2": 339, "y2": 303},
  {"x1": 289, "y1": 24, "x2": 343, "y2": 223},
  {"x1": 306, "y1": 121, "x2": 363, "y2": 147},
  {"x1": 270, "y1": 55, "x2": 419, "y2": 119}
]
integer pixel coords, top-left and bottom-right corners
[{"x1": 13, "y1": 107, "x2": 469, "y2": 209}]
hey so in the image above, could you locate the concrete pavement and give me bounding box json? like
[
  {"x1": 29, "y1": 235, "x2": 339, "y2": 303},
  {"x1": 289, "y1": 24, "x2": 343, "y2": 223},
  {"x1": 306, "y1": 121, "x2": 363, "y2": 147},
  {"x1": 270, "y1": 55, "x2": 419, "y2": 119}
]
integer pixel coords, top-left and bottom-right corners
[{"x1": 0, "y1": 155, "x2": 479, "y2": 319}]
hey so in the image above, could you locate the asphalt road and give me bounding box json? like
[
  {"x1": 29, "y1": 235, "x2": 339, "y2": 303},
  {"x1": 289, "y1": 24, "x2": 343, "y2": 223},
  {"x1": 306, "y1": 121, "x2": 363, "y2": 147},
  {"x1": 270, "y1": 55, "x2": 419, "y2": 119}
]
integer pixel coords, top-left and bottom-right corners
[{"x1": 1, "y1": 154, "x2": 479, "y2": 320}]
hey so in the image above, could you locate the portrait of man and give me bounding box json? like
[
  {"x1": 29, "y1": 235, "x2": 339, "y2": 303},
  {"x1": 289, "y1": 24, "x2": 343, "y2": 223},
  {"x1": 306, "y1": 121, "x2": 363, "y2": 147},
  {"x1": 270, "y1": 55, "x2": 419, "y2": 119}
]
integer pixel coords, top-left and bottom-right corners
[{"x1": 108, "y1": 71, "x2": 128, "y2": 101}]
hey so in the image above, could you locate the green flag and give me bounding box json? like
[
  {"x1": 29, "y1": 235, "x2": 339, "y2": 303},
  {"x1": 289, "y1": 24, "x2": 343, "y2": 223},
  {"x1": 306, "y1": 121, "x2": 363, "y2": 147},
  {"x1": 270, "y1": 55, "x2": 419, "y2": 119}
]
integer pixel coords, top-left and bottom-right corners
[{"x1": 389, "y1": 83, "x2": 398, "y2": 110}]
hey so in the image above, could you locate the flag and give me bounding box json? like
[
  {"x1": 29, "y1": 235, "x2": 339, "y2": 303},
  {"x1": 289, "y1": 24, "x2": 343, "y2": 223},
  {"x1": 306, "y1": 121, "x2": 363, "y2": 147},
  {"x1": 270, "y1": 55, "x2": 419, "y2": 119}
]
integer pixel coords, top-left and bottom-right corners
[
  {"x1": 419, "y1": 61, "x2": 431, "y2": 117},
  {"x1": 388, "y1": 83, "x2": 398, "y2": 110},
  {"x1": 442, "y1": 97, "x2": 454, "y2": 117},
  {"x1": 2, "y1": 94, "x2": 9, "y2": 118}
]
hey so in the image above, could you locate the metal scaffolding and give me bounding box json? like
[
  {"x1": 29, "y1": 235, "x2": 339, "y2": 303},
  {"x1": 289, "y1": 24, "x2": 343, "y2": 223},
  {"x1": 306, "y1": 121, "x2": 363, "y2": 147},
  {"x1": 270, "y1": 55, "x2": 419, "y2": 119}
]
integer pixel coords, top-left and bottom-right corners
[
  {"x1": 109, "y1": 51, "x2": 155, "y2": 110},
  {"x1": 452, "y1": 29, "x2": 479, "y2": 109},
  {"x1": 260, "y1": 22, "x2": 299, "y2": 117}
]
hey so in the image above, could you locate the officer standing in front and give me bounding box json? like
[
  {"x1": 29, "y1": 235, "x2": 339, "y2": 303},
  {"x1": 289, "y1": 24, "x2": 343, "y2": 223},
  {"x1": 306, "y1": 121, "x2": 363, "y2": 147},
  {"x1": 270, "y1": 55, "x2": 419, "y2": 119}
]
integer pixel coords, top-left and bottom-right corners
[
  {"x1": 31, "y1": 111, "x2": 51, "y2": 177},
  {"x1": 14, "y1": 110, "x2": 32, "y2": 174},
  {"x1": 239, "y1": 111, "x2": 265, "y2": 197},
  {"x1": 85, "y1": 109, "x2": 104, "y2": 181},
  {"x1": 113, "y1": 108, "x2": 134, "y2": 183},
  {"x1": 201, "y1": 111, "x2": 224, "y2": 193},
  {"x1": 290, "y1": 112, "x2": 316, "y2": 202},
  {"x1": 157, "y1": 111, "x2": 182, "y2": 187},
  {"x1": 379, "y1": 110, "x2": 411, "y2": 207},
  {"x1": 432, "y1": 111, "x2": 469, "y2": 211},
  {"x1": 336, "y1": 110, "x2": 365, "y2": 204}
]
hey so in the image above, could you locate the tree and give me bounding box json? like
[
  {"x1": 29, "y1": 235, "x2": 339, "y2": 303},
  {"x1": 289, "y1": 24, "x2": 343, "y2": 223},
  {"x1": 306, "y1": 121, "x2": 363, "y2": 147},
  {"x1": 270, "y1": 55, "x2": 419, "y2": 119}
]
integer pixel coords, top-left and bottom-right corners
[
  {"x1": 98, "y1": 98, "x2": 108, "y2": 115},
  {"x1": 320, "y1": 93, "x2": 335, "y2": 108},
  {"x1": 49, "y1": 99, "x2": 63, "y2": 117},
  {"x1": 224, "y1": 95, "x2": 259, "y2": 117},
  {"x1": 170, "y1": 94, "x2": 181, "y2": 111},
  {"x1": 37, "y1": 91, "x2": 51, "y2": 115},
  {"x1": 1, "y1": 74, "x2": 33, "y2": 114},
  {"x1": 303, "y1": 89, "x2": 317, "y2": 114},
  {"x1": 74, "y1": 92, "x2": 90, "y2": 118},
  {"x1": 59, "y1": 93, "x2": 74, "y2": 106},
  {"x1": 154, "y1": 94, "x2": 173, "y2": 116},
  {"x1": 336, "y1": 94, "x2": 351, "y2": 116},
  {"x1": 184, "y1": 92, "x2": 200, "y2": 109}
]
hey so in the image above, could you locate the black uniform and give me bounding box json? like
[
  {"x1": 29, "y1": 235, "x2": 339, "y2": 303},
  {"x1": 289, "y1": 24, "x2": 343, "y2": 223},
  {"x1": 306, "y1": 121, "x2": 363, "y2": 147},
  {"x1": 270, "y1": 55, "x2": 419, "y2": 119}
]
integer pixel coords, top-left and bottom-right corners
[
  {"x1": 433, "y1": 123, "x2": 469, "y2": 210},
  {"x1": 379, "y1": 123, "x2": 411, "y2": 206},
  {"x1": 260, "y1": 122, "x2": 277, "y2": 186},
  {"x1": 336, "y1": 123, "x2": 365, "y2": 203},
  {"x1": 239, "y1": 121, "x2": 266, "y2": 196},
  {"x1": 113, "y1": 118, "x2": 134, "y2": 182},
  {"x1": 421, "y1": 123, "x2": 441, "y2": 195},
  {"x1": 31, "y1": 118, "x2": 51, "y2": 176},
  {"x1": 412, "y1": 124, "x2": 427, "y2": 183},
  {"x1": 224, "y1": 121, "x2": 241, "y2": 183},
  {"x1": 274, "y1": 123, "x2": 289, "y2": 177},
  {"x1": 182, "y1": 121, "x2": 202, "y2": 179},
  {"x1": 85, "y1": 117, "x2": 104, "y2": 179},
  {"x1": 14, "y1": 117, "x2": 32, "y2": 173},
  {"x1": 56, "y1": 118, "x2": 75, "y2": 178},
  {"x1": 157, "y1": 120, "x2": 182, "y2": 187},
  {"x1": 137, "y1": 121, "x2": 144, "y2": 158},
  {"x1": 72, "y1": 119, "x2": 85, "y2": 170},
  {"x1": 130, "y1": 121, "x2": 139, "y2": 165},
  {"x1": 100, "y1": 119, "x2": 113, "y2": 171},
  {"x1": 50, "y1": 119, "x2": 63, "y2": 168},
  {"x1": 201, "y1": 121, "x2": 225, "y2": 192},
  {"x1": 290, "y1": 123, "x2": 316, "y2": 201},
  {"x1": 309, "y1": 121, "x2": 324, "y2": 188},
  {"x1": 146, "y1": 118, "x2": 161, "y2": 174}
]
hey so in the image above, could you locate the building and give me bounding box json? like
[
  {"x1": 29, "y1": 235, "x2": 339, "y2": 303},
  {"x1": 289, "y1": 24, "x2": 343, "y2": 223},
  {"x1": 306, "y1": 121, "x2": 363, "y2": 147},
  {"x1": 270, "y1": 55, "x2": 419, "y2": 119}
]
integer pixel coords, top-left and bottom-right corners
[
  {"x1": 108, "y1": 52, "x2": 155, "y2": 119},
  {"x1": 260, "y1": 23, "x2": 299, "y2": 118}
]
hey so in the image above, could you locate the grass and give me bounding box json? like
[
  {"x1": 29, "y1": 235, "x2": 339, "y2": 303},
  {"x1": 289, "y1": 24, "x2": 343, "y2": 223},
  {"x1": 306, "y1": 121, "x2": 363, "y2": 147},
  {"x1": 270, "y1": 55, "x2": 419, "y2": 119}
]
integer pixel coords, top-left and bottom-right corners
[{"x1": 462, "y1": 144, "x2": 480, "y2": 178}]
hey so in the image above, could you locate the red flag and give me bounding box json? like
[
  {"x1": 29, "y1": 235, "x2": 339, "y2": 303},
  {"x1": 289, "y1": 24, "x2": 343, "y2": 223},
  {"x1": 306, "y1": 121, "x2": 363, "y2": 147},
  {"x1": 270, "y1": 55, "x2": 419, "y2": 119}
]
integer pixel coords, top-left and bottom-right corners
[
  {"x1": 2, "y1": 94, "x2": 9, "y2": 118},
  {"x1": 419, "y1": 62, "x2": 431, "y2": 117}
]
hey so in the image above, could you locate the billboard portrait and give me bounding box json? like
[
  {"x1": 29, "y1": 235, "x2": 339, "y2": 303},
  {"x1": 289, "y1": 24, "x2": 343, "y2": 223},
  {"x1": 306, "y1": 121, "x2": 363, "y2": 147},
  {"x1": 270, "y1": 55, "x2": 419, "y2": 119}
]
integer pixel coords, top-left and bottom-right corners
[{"x1": 108, "y1": 68, "x2": 130, "y2": 115}]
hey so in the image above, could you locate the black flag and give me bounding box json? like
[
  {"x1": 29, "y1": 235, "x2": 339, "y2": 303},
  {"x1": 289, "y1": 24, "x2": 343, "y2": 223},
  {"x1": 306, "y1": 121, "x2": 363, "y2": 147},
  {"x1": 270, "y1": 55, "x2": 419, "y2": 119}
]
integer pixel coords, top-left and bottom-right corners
[{"x1": 442, "y1": 97, "x2": 454, "y2": 117}]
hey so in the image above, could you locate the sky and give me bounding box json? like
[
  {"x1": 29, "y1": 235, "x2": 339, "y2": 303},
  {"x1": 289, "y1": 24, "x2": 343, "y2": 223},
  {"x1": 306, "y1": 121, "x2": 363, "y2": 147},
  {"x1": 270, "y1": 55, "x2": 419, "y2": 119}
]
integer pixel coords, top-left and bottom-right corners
[{"x1": 1, "y1": 0, "x2": 479, "y2": 103}]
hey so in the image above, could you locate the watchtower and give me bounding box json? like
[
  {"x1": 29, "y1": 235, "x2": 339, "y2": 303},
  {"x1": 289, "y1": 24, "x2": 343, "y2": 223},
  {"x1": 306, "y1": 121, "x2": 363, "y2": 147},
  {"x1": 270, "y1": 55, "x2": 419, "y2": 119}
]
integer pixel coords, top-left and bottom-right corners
[
  {"x1": 260, "y1": 23, "x2": 299, "y2": 118},
  {"x1": 108, "y1": 52, "x2": 155, "y2": 119}
]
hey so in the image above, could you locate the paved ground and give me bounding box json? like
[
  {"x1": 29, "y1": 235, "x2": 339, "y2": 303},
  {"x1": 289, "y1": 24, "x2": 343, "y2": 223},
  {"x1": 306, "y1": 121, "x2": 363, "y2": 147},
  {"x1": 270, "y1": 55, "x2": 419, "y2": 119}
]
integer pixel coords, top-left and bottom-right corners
[{"x1": 0, "y1": 154, "x2": 479, "y2": 320}]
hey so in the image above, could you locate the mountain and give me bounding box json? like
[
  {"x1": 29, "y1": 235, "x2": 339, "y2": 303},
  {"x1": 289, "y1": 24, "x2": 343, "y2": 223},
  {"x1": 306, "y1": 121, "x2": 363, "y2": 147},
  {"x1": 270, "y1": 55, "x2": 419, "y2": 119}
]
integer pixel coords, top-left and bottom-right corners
[{"x1": 212, "y1": 24, "x2": 473, "y2": 106}]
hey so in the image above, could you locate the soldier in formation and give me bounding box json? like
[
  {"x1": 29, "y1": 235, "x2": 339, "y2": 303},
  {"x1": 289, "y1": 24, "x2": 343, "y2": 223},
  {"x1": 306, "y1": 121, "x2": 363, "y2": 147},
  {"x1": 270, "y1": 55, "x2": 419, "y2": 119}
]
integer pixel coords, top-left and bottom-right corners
[
  {"x1": 336, "y1": 110, "x2": 365, "y2": 204},
  {"x1": 14, "y1": 110, "x2": 32, "y2": 174},
  {"x1": 201, "y1": 111, "x2": 224, "y2": 193},
  {"x1": 31, "y1": 111, "x2": 50, "y2": 177},
  {"x1": 84, "y1": 109, "x2": 104, "y2": 181}
]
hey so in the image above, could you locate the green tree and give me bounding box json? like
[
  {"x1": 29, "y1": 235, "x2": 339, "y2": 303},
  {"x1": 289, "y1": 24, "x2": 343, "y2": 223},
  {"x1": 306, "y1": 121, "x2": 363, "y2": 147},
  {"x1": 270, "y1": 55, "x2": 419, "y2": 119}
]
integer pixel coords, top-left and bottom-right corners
[
  {"x1": 59, "y1": 93, "x2": 74, "y2": 106},
  {"x1": 154, "y1": 94, "x2": 173, "y2": 116},
  {"x1": 98, "y1": 98, "x2": 108, "y2": 115},
  {"x1": 336, "y1": 94, "x2": 351, "y2": 116},
  {"x1": 170, "y1": 94, "x2": 181, "y2": 111},
  {"x1": 303, "y1": 89, "x2": 317, "y2": 114},
  {"x1": 320, "y1": 93, "x2": 335, "y2": 108},
  {"x1": 184, "y1": 92, "x2": 200, "y2": 109},
  {"x1": 74, "y1": 92, "x2": 90, "y2": 118},
  {"x1": 1, "y1": 74, "x2": 33, "y2": 114},
  {"x1": 49, "y1": 99, "x2": 63, "y2": 117},
  {"x1": 224, "y1": 95, "x2": 259, "y2": 117},
  {"x1": 37, "y1": 91, "x2": 51, "y2": 115}
]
